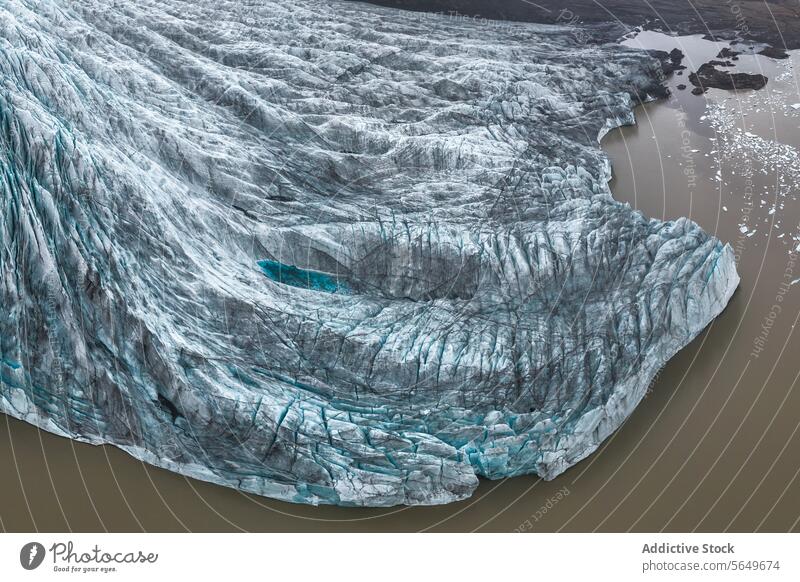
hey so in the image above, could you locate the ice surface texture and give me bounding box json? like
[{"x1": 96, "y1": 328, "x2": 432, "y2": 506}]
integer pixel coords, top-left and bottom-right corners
[{"x1": 0, "y1": 0, "x2": 738, "y2": 506}]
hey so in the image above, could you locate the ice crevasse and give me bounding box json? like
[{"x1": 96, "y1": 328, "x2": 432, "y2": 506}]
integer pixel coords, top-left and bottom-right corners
[{"x1": 0, "y1": 0, "x2": 739, "y2": 506}]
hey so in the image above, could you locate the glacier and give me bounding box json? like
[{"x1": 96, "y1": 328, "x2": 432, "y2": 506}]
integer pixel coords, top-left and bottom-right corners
[{"x1": 0, "y1": 0, "x2": 739, "y2": 506}]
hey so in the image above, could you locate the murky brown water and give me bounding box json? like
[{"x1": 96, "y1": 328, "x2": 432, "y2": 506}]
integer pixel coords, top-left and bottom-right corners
[{"x1": 3, "y1": 32, "x2": 800, "y2": 532}]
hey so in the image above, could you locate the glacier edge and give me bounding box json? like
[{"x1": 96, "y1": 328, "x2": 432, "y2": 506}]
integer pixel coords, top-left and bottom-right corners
[{"x1": 0, "y1": 0, "x2": 740, "y2": 506}]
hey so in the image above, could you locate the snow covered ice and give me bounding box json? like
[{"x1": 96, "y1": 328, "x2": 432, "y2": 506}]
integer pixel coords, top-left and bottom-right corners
[{"x1": 0, "y1": 0, "x2": 739, "y2": 506}]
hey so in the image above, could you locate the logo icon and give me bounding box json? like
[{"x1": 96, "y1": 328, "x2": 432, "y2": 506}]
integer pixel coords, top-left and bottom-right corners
[{"x1": 20, "y1": 542, "x2": 46, "y2": 570}]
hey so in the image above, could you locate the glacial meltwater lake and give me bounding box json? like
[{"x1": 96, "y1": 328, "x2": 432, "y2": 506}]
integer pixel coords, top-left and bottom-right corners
[{"x1": 2, "y1": 31, "x2": 800, "y2": 532}]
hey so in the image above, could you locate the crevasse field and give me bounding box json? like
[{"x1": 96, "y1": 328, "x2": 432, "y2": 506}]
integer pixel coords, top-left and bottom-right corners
[{"x1": 0, "y1": 0, "x2": 738, "y2": 506}]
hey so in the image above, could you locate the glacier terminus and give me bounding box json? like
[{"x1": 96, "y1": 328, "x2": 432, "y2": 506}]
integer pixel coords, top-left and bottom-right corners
[{"x1": 0, "y1": 0, "x2": 739, "y2": 506}]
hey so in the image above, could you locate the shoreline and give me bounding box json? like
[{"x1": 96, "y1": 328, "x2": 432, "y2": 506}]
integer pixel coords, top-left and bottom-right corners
[{"x1": 347, "y1": 0, "x2": 800, "y2": 50}]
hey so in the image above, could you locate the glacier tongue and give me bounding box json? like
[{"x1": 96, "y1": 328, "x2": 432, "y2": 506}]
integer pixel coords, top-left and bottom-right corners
[{"x1": 0, "y1": 0, "x2": 738, "y2": 506}]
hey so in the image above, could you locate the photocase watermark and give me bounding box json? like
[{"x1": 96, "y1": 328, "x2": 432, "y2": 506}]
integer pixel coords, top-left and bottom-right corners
[
  {"x1": 679, "y1": 134, "x2": 698, "y2": 192},
  {"x1": 19, "y1": 542, "x2": 46, "y2": 570},
  {"x1": 750, "y1": 224, "x2": 800, "y2": 359},
  {"x1": 554, "y1": 9, "x2": 592, "y2": 45},
  {"x1": 725, "y1": 0, "x2": 751, "y2": 38},
  {"x1": 514, "y1": 486, "x2": 571, "y2": 531},
  {"x1": 731, "y1": 155, "x2": 755, "y2": 266},
  {"x1": 667, "y1": 102, "x2": 700, "y2": 194},
  {"x1": 18, "y1": 541, "x2": 159, "y2": 574},
  {"x1": 411, "y1": 10, "x2": 518, "y2": 35}
]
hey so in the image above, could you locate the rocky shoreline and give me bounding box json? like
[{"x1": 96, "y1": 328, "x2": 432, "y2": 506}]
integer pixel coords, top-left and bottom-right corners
[{"x1": 351, "y1": 0, "x2": 800, "y2": 50}]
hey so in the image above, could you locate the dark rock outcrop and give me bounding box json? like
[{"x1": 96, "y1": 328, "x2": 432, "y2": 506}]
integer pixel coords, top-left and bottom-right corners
[
  {"x1": 758, "y1": 46, "x2": 790, "y2": 59},
  {"x1": 717, "y1": 47, "x2": 740, "y2": 59},
  {"x1": 669, "y1": 48, "x2": 685, "y2": 67},
  {"x1": 689, "y1": 62, "x2": 768, "y2": 91},
  {"x1": 649, "y1": 48, "x2": 686, "y2": 76}
]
